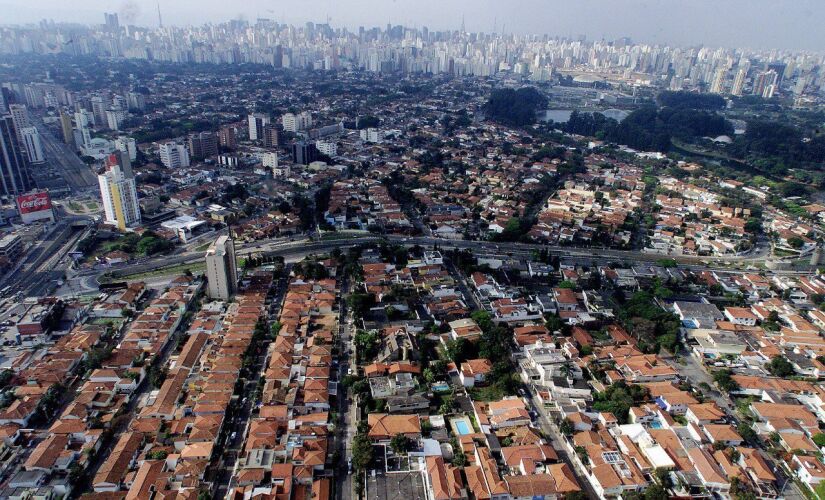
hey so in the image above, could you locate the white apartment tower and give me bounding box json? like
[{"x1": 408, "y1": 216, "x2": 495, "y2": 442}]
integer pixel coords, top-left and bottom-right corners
[
  {"x1": 248, "y1": 113, "x2": 270, "y2": 141},
  {"x1": 159, "y1": 142, "x2": 190, "y2": 168},
  {"x1": 20, "y1": 127, "x2": 45, "y2": 164},
  {"x1": 281, "y1": 111, "x2": 312, "y2": 133},
  {"x1": 205, "y1": 234, "x2": 238, "y2": 300}
]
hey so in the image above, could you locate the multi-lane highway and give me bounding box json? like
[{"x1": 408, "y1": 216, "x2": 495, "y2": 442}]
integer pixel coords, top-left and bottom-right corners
[
  {"x1": 33, "y1": 120, "x2": 98, "y2": 194},
  {"x1": 94, "y1": 232, "x2": 809, "y2": 284}
]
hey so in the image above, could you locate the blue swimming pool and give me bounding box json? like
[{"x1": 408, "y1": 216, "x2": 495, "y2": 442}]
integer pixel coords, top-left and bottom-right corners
[
  {"x1": 455, "y1": 420, "x2": 471, "y2": 435},
  {"x1": 650, "y1": 419, "x2": 663, "y2": 429},
  {"x1": 432, "y1": 383, "x2": 450, "y2": 393}
]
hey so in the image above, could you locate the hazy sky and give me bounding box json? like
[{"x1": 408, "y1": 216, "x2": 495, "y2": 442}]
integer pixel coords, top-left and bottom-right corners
[{"x1": 2, "y1": 0, "x2": 823, "y2": 51}]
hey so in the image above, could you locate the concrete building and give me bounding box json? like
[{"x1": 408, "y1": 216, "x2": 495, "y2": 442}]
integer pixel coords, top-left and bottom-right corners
[
  {"x1": 316, "y1": 140, "x2": 337, "y2": 157},
  {"x1": 205, "y1": 235, "x2": 237, "y2": 300},
  {"x1": 218, "y1": 126, "x2": 236, "y2": 150},
  {"x1": 282, "y1": 111, "x2": 312, "y2": 133},
  {"x1": 248, "y1": 113, "x2": 270, "y2": 141},
  {"x1": 20, "y1": 127, "x2": 45, "y2": 164},
  {"x1": 159, "y1": 142, "x2": 190, "y2": 169},
  {"x1": 98, "y1": 153, "x2": 140, "y2": 230},
  {"x1": 114, "y1": 136, "x2": 137, "y2": 162},
  {"x1": 59, "y1": 110, "x2": 75, "y2": 148},
  {"x1": 187, "y1": 132, "x2": 218, "y2": 160},
  {"x1": 0, "y1": 115, "x2": 32, "y2": 196}
]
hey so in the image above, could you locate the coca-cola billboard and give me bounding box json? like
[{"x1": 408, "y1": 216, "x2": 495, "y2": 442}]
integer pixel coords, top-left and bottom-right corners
[
  {"x1": 16, "y1": 191, "x2": 55, "y2": 224},
  {"x1": 17, "y1": 192, "x2": 52, "y2": 214}
]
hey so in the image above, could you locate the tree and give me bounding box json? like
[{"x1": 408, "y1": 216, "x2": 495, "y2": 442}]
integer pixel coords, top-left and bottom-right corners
[
  {"x1": 483, "y1": 87, "x2": 548, "y2": 126},
  {"x1": 712, "y1": 369, "x2": 739, "y2": 392},
  {"x1": 737, "y1": 423, "x2": 757, "y2": 444},
  {"x1": 390, "y1": 434, "x2": 413, "y2": 454},
  {"x1": 766, "y1": 356, "x2": 795, "y2": 377},
  {"x1": 559, "y1": 418, "x2": 574, "y2": 436},
  {"x1": 351, "y1": 434, "x2": 373, "y2": 471},
  {"x1": 643, "y1": 484, "x2": 669, "y2": 500},
  {"x1": 813, "y1": 433, "x2": 825, "y2": 448}
]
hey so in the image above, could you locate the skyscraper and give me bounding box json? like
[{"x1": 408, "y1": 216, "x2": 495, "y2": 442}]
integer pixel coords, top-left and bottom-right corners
[
  {"x1": 709, "y1": 68, "x2": 726, "y2": 94},
  {"x1": 8, "y1": 104, "x2": 30, "y2": 144},
  {"x1": 218, "y1": 126, "x2": 237, "y2": 150},
  {"x1": 188, "y1": 132, "x2": 218, "y2": 160},
  {"x1": 247, "y1": 113, "x2": 269, "y2": 141},
  {"x1": 0, "y1": 115, "x2": 32, "y2": 196},
  {"x1": 20, "y1": 127, "x2": 45, "y2": 164},
  {"x1": 292, "y1": 141, "x2": 319, "y2": 165},
  {"x1": 59, "y1": 110, "x2": 75, "y2": 148},
  {"x1": 731, "y1": 68, "x2": 747, "y2": 96},
  {"x1": 159, "y1": 142, "x2": 190, "y2": 168},
  {"x1": 98, "y1": 153, "x2": 140, "y2": 230},
  {"x1": 205, "y1": 235, "x2": 238, "y2": 300}
]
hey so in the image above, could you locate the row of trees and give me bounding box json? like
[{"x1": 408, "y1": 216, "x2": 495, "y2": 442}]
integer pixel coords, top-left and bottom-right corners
[{"x1": 563, "y1": 105, "x2": 733, "y2": 152}]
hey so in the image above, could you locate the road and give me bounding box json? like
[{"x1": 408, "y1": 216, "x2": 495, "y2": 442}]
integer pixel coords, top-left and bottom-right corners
[
  {"x1": 334, "y1": 271, "x2": 355, "y2": 500},
  {"x1": 33, "y1": 119, "x2": 98, "y2": 194},
  {"x1": 213, "y1": 266, "x2": 290, "y2": 498}
]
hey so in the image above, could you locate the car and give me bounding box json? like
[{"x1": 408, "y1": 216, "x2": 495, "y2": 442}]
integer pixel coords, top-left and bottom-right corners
[
  {"x1": 230, "y1": 431, "x2": 237, "y2": 441},
  {"x1": 347, "y1": 458, "x2": 353, "y2": 473}
]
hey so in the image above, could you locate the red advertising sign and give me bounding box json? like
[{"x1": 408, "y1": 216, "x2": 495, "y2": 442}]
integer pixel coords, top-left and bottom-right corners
[{"x1": 17, "y1": 191, "x2": 52, "y2": 214}]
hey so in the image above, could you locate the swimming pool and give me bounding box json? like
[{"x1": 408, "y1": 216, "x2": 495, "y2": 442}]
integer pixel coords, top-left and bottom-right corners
[
  {"x1": 455, "y1": 420, "x2": 471, "y2": 435},
  {"x1": 650, "y1": 419, "x2": 663, "y2": 429},
  {"x1": 432, "y1": 383, "x2": 450, "y2": 393}
]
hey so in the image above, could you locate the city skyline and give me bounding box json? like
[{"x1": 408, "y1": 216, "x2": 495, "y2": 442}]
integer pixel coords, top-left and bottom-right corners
[{"x1": 1, "y1": 0, "x2": 824, "y2": 52}]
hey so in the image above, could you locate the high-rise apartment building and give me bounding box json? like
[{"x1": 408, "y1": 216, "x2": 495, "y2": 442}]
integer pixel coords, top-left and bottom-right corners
[
  {"x1": 8, "y1": 104, "x2": 30, "y2": 144},
  {"x1": 91, "y1": 95, "x2": 107, "y2": 128},
  {"x1": 218, "y1": 126, "x2": 237, "y2": 150},
  {"x1": 188, "y1": 132, "x2": 218, "y2": 160},
  {"x1": 114, "y1": 136, "x2": 137, "y2": 161},
  {"x1": 731, "y1": 68, "x2": 747, "y2": 96},
  {"x1": 247, "y1": 113, "x2": 270, "y2": 141},
  {"x1": 74, "y1": 110, "x2": 93, "y2": 149},
  {"x1": 59, "y1": 110, "x2": 75, "y2": 148},
  {"x1": 709, "y1": 68, "x2": 726, "y2": 94},
  {"x1": 98, "y1": 154, "x2": 140, "y2": 230},
  {"x1": 20, "y1": 127, "x2": 45, "y2": 164},
  {"x1": 205, "y1": 234, "x2": 238, "y2": 300},
  {"x1": 262, "y1": 123, "x2": 281, "y2": 148},
  {"x1": 281, "y1": 111, "x2": 312, "y2": 133},
  {"x1": 0, "y1": 115, "x2": 32, "y2": 196},
  {"x1": 158, "y1": 142, "x2": 190, "y2": 168}
]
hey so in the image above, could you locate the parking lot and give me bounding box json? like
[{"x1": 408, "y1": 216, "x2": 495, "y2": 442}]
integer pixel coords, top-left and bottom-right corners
[{"x1": 366, "y1": 471, "x2": 426, "y2": 500}]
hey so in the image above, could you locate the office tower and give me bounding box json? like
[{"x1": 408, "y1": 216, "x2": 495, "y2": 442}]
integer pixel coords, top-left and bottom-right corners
[
  {"x1": 709, "y1": 68, "x2": 726, "y2": 94},
  {"x1": 20, "y1": 127, "x2": 45, "y2": 164},
  {"x1": 292, "y1": 141, "x2": 319, "y2": 165},
  {"x1": 218, "y1": 126, "x2": 236, "y2": 150},
  {"x1": 0, "y1": 115, "x2": 32, "y2": 196},
  {"x1": 98, "y1": 154, "x2": 140, "y2": 230},
  {"x1": 8, "y1": 104, "x2": 30, "y2": 144},
  {"x1": 91, "y1": 95, "x2": 107, "y2": 127},
  {"x1": 158, "y1": 142, "x2": 190, "y2": 168},
  {"x1": 127, "y1": 92, "x2": 146, "y2": 112},
  {"x1": 262, "y1": 124, "x2": 281, "y2": 148},
  {"x1": 205, "y1": 234, "x2": 238, "y2": 300},
  {"x1": 59, "y1": 110, "x2": 74, "y2": 148},
  {"x1": 731, "y1": 68, "x2": 747, "y2": 96},
  {"x1": 104, "y1": 12, "x2": 119, "y2": 30},
  {"x1": 247, "y1": 113, "x2": 269, "y2": 141},
  {"x1": 74, "y1": 110, "x2": 93, "y2": 149},
  {"x1": 281, "y1": 111, "x2": 312, "y2": 133},
  {"x1": 188, "y1": 132, "x2": 218, "y2": 160},
  {"x1": 0, "y1": 91, "x2": 6, "y2": 114},
  {"x1": 114, "y1": 136, "x2": 137, "y2": 161}
]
